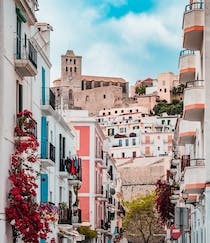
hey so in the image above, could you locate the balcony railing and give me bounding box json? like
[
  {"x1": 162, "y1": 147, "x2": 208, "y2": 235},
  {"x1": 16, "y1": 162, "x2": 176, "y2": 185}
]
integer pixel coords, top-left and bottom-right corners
[
  {"x1": 185, "y1": 2, "x2": 204, "y2": 12},
  {"x1": 15, "y1": 39, "x2": 38, "y2": 77},
  {"x1": 180, "y1": 49, "x2": 195, "y2": 56},
  {"x1": 59, "y1": 157, "x2": 82, "y2": 181},
  {"x1": 72, "y1": 208, "x2": 82, "y2": 224},
  {"x1": 16, "y1": 39, "x2": 37, "y2": 68},
  {"x1": 58, "y1": 207, "x2": 72, "y2": 224},
  {"x1": 186, "y1": 80, "x2": 204, "y2": 88}
]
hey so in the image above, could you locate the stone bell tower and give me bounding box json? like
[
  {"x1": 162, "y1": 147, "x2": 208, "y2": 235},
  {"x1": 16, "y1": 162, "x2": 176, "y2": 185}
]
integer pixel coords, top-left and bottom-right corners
[{"x1": 60, "y1": 50, "x2": 82, "y2": 108}]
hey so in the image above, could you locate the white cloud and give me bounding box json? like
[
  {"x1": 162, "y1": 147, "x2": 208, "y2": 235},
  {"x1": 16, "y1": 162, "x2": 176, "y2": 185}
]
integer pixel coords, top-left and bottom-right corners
[{"x1": 37, "y1": 0, "x2": 187, "y2": 84}]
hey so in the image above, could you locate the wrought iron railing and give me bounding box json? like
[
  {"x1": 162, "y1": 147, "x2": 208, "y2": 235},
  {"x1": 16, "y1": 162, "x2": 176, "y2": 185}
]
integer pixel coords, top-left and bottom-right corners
[
  {"x1": 180, "y1": 49, "x2": 195, "y2": 56},
  {"x1": 185, "y1": 2, "x2": 204, "y2": 12}
]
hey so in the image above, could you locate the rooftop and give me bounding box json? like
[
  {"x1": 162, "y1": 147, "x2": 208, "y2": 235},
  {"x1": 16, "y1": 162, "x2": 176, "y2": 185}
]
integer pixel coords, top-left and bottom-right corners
[{"x1": 81, "y1": 75, "x2": 126, "y2": 83}]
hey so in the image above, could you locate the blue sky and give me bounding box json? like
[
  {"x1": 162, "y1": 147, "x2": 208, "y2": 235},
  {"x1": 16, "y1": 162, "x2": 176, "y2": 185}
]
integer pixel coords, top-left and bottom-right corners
[{"x1": 37, "y1": 0, "x2": 188, "y2": 84}]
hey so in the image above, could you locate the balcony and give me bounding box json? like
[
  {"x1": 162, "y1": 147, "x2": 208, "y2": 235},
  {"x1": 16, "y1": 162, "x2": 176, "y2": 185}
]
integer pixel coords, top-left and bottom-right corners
[
  {"x1": 40, "y1": 142, "x2": 56, "y2": 168},
  {"x1": 72, "y1": 207, "x2": 82, "y2": 226},
  {"x1": 59, "y1": 159, "x2": 69, "y2": 179},
  {"x1": 179, "y1": 50, "x2": 196, "y2": 83},
  {"x1": 58, "y1": 207, "x2": 72, "y2": 225},
  {"x1": 96, "y1": 186, "x2": 107, "y2": 201},
  {"x1": 183, "y1": 80, "x2": 204, "y2": 121},
  {"x1": 183, "y1": 159, "x2": 205, "y2": 194},
  {"x1": 59, "y1": 158, "x2": 82, "y2": 183},
  {"x1": 15, "y1": 112, "x2": 37, "y2": 140},
  {"x1": 15, "y1": 40, "x2": 38, "y2": 78},
  {"x1": 40, "y1": 88, "x2": 56, "y2": 116},
  {"x1": 178, "y1": 120, "x2": 198, "y2": 145},
  {"x1": 183, "y1": 2, "x2": 204, "y2": 50}
]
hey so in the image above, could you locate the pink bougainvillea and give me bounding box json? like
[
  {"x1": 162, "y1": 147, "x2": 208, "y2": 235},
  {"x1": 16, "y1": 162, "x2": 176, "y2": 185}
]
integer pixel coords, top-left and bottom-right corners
[{"x1": 6, "y1": 110, "x2": 55, "y2": 242}]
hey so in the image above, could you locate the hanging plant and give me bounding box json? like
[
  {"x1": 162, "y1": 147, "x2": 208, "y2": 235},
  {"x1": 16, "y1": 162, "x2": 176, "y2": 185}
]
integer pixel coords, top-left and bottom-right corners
[
  {"x1": 6, "y1": 110, "x2": 54, "y2": 243},
  {"x1": 155, "y1": 179, "x2": 174, "y2": 225}
]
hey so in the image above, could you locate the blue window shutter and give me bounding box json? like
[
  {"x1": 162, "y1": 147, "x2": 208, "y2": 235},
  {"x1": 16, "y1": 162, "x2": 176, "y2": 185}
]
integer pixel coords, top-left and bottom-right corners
[
  {"x1": 40, "y1": 240, "x2": 45, "y2": 243},
  {"x1": 42, "y1": 67, "x2": 46, "y2": 105},
  {"x1": 40, "y1": 174, "x2": 48, "y2": 203},
  {"x1": 41, "y1": 116, "x2": 47, "y2": 159}
]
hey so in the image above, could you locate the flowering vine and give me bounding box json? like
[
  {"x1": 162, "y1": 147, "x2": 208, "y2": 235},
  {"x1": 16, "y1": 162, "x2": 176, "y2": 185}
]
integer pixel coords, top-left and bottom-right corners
[
  {"x1": 6, "y1": 110, "x2": 54, "y2": 242},
  {"x1": 155, "y1": 179, "x2": 174, "y2": 225}
]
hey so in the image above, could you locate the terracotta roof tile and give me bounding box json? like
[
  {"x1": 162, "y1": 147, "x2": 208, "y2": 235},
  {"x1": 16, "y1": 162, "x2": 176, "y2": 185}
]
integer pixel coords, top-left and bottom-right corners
[{"x1": 81, "y1": 75, "x2": 126, "y2": 83}]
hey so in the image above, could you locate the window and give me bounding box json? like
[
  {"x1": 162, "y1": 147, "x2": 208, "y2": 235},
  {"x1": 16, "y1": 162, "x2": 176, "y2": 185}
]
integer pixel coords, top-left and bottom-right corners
[
  {"x1": 112, "y1": 128, "x2": 114, "y2": 135},
  {"x1": 126, "y1": 139, "x2": 129, "y2": 146},
  {"x1": 74, "y1": 67, "x2": 77, "y2": 72},
  {"x1": 17, "y1": 83, "x2": 23, "y2": 112},
  {"x1": 63, "y1": 137, "x2": 66, "y2": 158},
  {"x1": 103, "y1": 112, "x2": 105, "y2": 116},
  {"x1": 115, "y1": 110, "x2": 118, "y2": 114},
  {"x1": 132, "y1": 138, "x2": 136, "y2": 146},
  {"x1": 120, "y1": 128, "x2": 124, "y2": 133},
  {"x1": 70, "y1": 67, "x2": 72, "y2": 72},
  {"x1": 24, "y1": 33, "x2": 27, "y2": 47},
  {"x1": 70, "y1": 59, "x2": 72, "y2": 63},
  {"x1": 158, "y1": 147, "x2": 160, "y2": 151},
  {"x1": 122, "y1": 152, "x2": 125, "y2": 158},
  {"x1": 66, "y1": 58, "x2": 68, "y2": 63},
  {"x1": 164, "y1": 88, "x2": 167, "y2": 93},
  {"x1": 16, "y1": 16, "x2": 21, "y2": 59},
  {"x1": 161, "y1": 120, "x2": 165, "y2": 125},
  {"x1": 121, "y1": 110, "x2": 124, "y2": 113},
  {"x1": 103, "y1": 94, "x2": 106, "y2": 99},
  {"x1": 66, "y1": 66, "x2": 68, "y2": 72},
  {"x1": 130, "y1": 110, "x2": 132, "y2": 113},
  {"x1": 59, "y1": 134, "x2": 63, "y2": 159},
  {"x1": 119, "y1": 140, "x2": 122, "y2": 147},
  {"x1": 167, "y1": 120, "x2": 171, "y2": 125},
  {"x1": 108, "y1": 112, "x2": 111, "y2": 115},
  {"x1": 133, "y1": 151, "x2": 136, "y2": 158},
  {"x1": 74, "y1": 59, "x2": 76, "y2": 64},
  {"x1": 59, "y1": 186, "x2": 62, "y2": 203}
]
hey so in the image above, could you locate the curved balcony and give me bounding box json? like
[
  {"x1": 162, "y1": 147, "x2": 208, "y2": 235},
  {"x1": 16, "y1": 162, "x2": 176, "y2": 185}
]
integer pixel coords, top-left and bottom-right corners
[
  {"x1": 179, "y1": 50, "x2": 196, "y2": 83},
  {"x1": 183, "y1": 2, "x2": 204, "y2": 50},
  {"x1": 15, "y1": 40, "x2": 38, "y2": 78},
  {"x1": 183, "y1": 80, "x2": 204, "y2": 121},
  {"x1": 183, "y1": 159, "x2": 205, "y2": 194},
  {"x1": 178, "y1": 120, "x2": 198, "y2": 145}
]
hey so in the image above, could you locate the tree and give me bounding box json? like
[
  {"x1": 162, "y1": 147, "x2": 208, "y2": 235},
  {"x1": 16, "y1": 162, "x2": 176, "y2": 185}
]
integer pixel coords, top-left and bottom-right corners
[
  {"x1": 123, "y1": 194, "x2": 165, "y2": 243},
  {"x1": 153, "y1": 99, "x2": 183, "y2": 116},
  {"x1": 135, "y1": 85, "x2": 146, "y2": 95}
]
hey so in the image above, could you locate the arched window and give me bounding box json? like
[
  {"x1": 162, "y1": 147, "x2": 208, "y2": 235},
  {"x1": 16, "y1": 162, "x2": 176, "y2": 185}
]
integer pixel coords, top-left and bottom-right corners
[
  {"x1": 74, "y1": 67, "x2": 77, "y2": 72},
  {"x1": 70, "y1": 67, "x2": 72, "y2": 72}
]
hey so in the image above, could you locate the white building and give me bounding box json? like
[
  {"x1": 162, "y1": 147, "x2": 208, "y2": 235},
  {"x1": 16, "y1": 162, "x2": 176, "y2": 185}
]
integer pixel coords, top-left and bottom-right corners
[
  {"x1": 0, "y1": 1, "x2": 83, "y2": 242},
  {"x1": 96, "y1": 107, "x2": 177, "y2": 163},
  {"x1": 168, "y1": 1, "x2": 210, "y2": 243}
]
